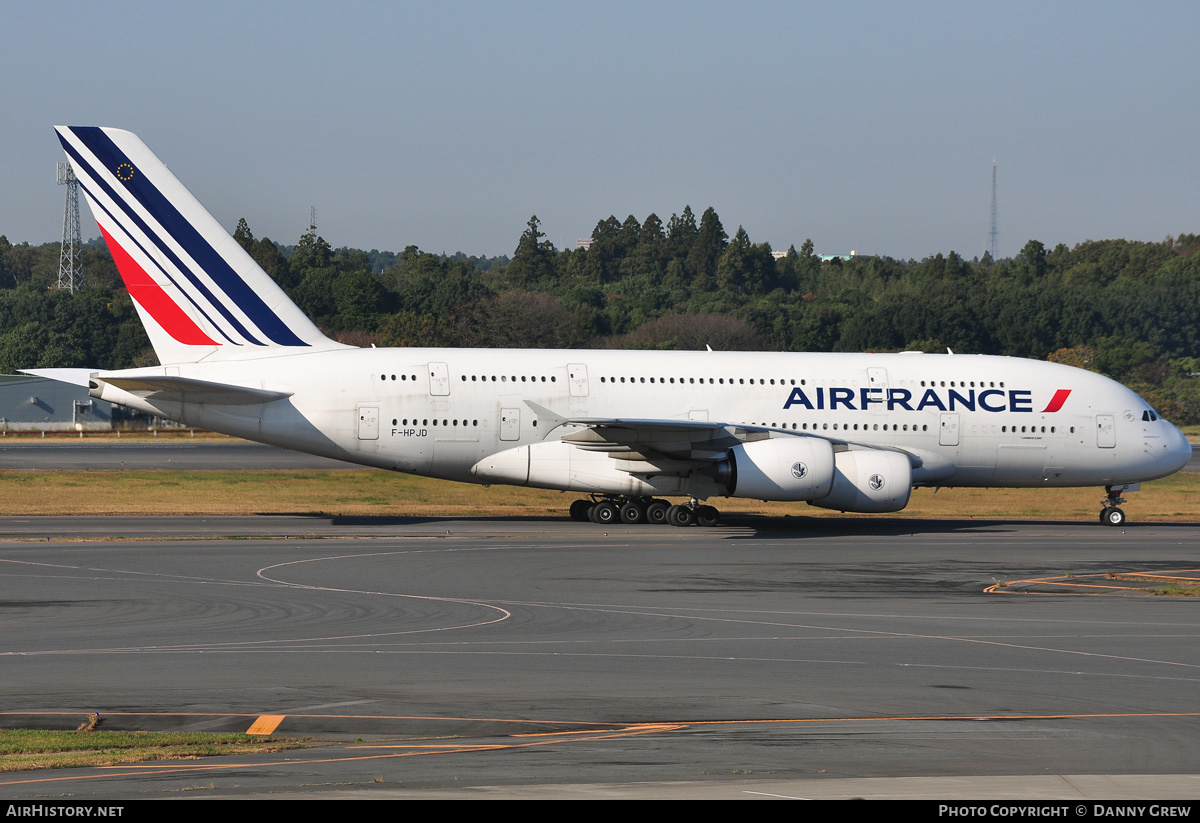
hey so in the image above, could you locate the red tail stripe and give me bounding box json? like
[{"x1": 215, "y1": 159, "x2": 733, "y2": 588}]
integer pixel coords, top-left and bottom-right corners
[{"x1": 99, "y1": 227, "x2": 219, "y2": 346}]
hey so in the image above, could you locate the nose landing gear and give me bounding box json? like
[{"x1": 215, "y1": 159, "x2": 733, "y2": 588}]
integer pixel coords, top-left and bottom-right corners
[{"x1": 1100, "y1": 486, "x2": 1128, "y2": 527}]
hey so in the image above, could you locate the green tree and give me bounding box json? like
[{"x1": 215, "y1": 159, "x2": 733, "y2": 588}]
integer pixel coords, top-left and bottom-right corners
[
  {"x1": 233, "y1": 218, "x2": 255, "y2": 251},
  {"x1": 582, "y1": 216, "x2": 622, "y2": 284},
  {"x1": 687, "y1": 207, "x2": 727, "y2": 291},
  {"x1": 0, "y1": 236, "x2": 12, "y2": 290},
  {"x1": 332, "y1": 270, "x2": 391, "y2": 330},
  {"x1": 291, "y1": 228, "x2": 334, "y2": 274},
  {"x1": 1017, "y1": 239, "x2": 1048, "y2": 280},
  {"x1": 613, "y1": 313, "x2": 765, "y2": 351},
  {"x1": 379, "y1": 246, "x2": 489, "y2": 341},
  {"x1": 666, "y1": 206, "x2": 698, "y2": 260},
  {"x1": 251, "y1": 238, "x2": 294, "y2": 289},
  {"x1": 454, "y1": 292, "x2": 591, "y2": 348},
  {"x1": 505, "y1": 216, "x2": 557, "y2": 289}
]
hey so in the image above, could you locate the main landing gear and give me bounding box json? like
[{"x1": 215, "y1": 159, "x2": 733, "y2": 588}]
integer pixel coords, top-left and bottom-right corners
[
  {"x1": 1099, "y1": 486, "x2": 1128, "y2": 527},
  {"x1": 569, "y1": 496, "x2": 720, "y2": 527}
]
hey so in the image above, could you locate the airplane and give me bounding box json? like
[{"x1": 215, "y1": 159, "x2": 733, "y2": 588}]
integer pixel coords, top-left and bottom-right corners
[{"x1": 27, "y1": 126, "x2": 1192, "y2": 528}]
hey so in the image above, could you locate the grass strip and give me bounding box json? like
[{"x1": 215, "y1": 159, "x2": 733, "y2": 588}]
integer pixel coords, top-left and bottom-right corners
[
  {"x1": 0, "y1": 729, "x2": 309, "y2": 772},
  {"x1": 0, "y1": 468, "x2": 1196, "y2": 521}
]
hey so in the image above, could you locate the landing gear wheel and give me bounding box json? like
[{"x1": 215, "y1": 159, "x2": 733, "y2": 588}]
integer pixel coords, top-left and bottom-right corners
[
  {"x1": 695, "y1": 505, "x2": 720, "y2": 527},
  {"x1": 569, "y1": 499, "x2": 592, "y2": 522},
  {"x1": 1100, "y1": 486, "x2": 1130, "y2": 527},
  {"x1": 667, "y1": 504, "x2": 695, "y2": 527},
  {"x1": 619, "y1": 501, "x2": 646, "y2": 525},
  {"x1": 645, "y1": 499, "x2": 670, "y2": 525},
  {"x1": 592, "y1": 500, "x2": 618, "y2": 525}
]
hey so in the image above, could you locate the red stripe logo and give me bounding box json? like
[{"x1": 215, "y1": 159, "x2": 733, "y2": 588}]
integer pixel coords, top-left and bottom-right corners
[
  {"x1": 1040, "y1": 389, "x2": 1071, "y2": 413},
  {"x1": 99, "y1": 227, "x2": 219, "y2": 346}
]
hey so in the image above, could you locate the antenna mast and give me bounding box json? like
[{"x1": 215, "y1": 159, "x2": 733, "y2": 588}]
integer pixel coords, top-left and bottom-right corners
[
  {"x1": 988, "y1": 159, "x2": 999, "y2": 260},
  {"x1": 56, "y1": 162, "x2": 84, "y2": 293}
]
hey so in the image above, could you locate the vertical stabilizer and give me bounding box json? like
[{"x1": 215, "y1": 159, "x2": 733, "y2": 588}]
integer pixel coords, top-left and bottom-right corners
[{"x1": 54, "y1": 126, "x2": 347, "y2": 365}]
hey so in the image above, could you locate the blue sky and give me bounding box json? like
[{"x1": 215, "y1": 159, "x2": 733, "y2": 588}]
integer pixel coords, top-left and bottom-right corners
[{"x1": 3, "y1": 1, "x2": 1197, "y2": 260}]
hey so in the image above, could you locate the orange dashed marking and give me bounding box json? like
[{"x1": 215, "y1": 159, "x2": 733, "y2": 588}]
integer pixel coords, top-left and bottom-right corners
[
  {"x1": 2, "y1": 711, "x2": 1200, "y2": 788},
  {"x1": 246, "y1": 714, "x2": 285, "y2": 735},
  {"x1": 985, "y1": 568, "x2": 1200, "y2": 595},
  {"x1": 513, "y1": 723, "x2": 682, "y2": 738}
]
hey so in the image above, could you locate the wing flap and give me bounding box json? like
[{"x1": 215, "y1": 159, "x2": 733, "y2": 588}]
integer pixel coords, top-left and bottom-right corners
[{"x1": 553, "y1": 416, "x2": 829, "y2": 478}]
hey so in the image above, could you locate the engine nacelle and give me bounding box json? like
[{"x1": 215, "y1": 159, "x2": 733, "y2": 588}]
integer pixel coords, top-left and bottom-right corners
[
  {"x1": 713, "y1": 437, "x2": 836, "y2": 501},
  {"x1": 809, "y1": 448, "x2": 913, "y2": 513},
  {"x1": 470, "y1": 440, "x2": 691, "y2": 496}
]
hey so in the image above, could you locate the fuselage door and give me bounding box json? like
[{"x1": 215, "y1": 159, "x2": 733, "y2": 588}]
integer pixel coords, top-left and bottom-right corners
[
  {"x1": 1096, "y1": 414, "x2": 1116, "y2": 448},
  {"x1": 568, "y1": 363, "x2": 589, "y2": 397},
  {"x1": 939, "y1": 412, "x2": 959, "y2": 446},
  {"x1": 428, "y1": 362, "x2": 450, "y2": 396},
  {"x1": 866, "y1": 367, "x2": 889, "y2": 415},
  {"x1": 357, "y1": 404, "x2": 380, "y2": 441},
  {"x1": 500, "y1": 407, "x2": 520, "y2": 441}
]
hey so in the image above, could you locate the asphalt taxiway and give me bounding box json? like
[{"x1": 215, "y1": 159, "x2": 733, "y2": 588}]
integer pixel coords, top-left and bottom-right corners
[{"x1": 2, "y1": 514, "x2": 1199, "y2": 799}]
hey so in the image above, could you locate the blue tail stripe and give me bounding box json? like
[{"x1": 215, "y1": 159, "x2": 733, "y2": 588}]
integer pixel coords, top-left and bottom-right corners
[
  {"x1": 59, "y1": 133, "x2": 265, "y2": 347},
  {"x1": 78, "y1": 178, "x2": 241, "y2": 346},
  {"x1": 70, "y1": 127, "x2": 308, "y2": 347}
]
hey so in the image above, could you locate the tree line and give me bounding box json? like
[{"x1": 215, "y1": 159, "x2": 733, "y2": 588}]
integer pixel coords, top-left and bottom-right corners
[{"x1": 1, "y1": 212, "x2": 1198, "y2": 422}]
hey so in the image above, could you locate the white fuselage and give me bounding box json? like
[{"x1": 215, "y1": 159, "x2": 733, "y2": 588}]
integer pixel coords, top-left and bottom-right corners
[
  {"x1": 93, "y1": 348, "x2": 1192, "y2": 501},
  {"x1": 53, "y1": 126, "x2": 1191, "y2": 516}
]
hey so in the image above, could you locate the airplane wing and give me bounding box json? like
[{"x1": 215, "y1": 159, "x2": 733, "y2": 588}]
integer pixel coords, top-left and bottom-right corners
[
  {"x1": 542, "y1": 409, "x2": 930, "y2": 481},
  {"x1": 479, "y1": 408, "x2": 922, "y2": 511},
  {"x1": 554, "y1": 416, "x2": 846, "y2": 477}
]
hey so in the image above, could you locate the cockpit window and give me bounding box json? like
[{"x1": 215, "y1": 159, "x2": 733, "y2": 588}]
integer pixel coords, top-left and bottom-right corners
[{"x1": 1142, "y1": 409, "x2": 1159, "y2": 422}]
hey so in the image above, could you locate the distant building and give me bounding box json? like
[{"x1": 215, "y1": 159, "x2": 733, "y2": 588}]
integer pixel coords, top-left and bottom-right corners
[
  {"x1": 576, "y1": 238, "x2": 593, "y2": 250},
  {"x1": 0, "y1": 375, "x2": 195, "y2": 431},
  {"x1": 769, "y1": 249, "x2": 861, "y2": 262},
  {"x1": 0, "y1": 375, "x2": 113, "y2": 431},
  {"x1": 819, "y1": 250, "x2": 858, "y2": 262}
]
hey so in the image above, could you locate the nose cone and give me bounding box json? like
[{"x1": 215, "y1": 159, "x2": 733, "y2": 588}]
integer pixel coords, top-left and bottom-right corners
[{"x1": 1161, "y1": 422, "x2": 1193, "y2": 476}]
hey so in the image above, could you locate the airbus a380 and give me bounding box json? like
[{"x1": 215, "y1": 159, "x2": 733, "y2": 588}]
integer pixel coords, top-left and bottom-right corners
[{"x1": 29, "y1": 127, "x2": 1192, "y2": 527}]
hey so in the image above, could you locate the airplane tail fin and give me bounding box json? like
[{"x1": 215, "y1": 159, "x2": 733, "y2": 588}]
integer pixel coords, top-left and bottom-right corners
[{"x1": 54, "y1": 126, "x2": 348, "y2": 365}]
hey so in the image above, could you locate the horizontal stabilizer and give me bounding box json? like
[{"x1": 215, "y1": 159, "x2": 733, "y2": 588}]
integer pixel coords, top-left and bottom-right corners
[
  {"x1": 19, "y1": 368, "x2": 95, "y2": 388},
  {"x1": 95, "y1": 375, "x2": 293, "y2": 406}
]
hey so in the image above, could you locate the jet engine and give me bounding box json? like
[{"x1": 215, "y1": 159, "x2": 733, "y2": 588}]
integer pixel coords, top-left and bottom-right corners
[
  {"x1": 809, "y1": 448, "x2": 913, "y2": 513},
  {"x1": 710, "y1": 437, "x2": 837, "y2": 501}
]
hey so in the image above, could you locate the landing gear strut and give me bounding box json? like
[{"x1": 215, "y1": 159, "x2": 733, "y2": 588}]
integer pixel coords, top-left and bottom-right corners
[
  {"x1": 1100, "y1": 486, "x2": 1127, "y2": 527},
  {"x1": 570, "y1": 495, "x2": 721, "y2": 527}
]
